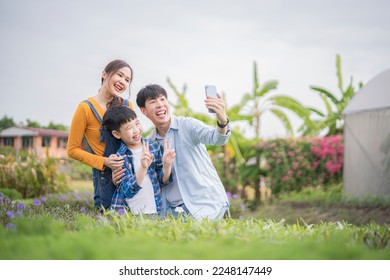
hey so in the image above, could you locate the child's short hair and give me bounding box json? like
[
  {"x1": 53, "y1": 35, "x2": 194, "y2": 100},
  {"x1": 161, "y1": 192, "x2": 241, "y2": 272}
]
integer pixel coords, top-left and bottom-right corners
[{"x1": 102, "y1": 105, "x2": 137, "y2": 133}]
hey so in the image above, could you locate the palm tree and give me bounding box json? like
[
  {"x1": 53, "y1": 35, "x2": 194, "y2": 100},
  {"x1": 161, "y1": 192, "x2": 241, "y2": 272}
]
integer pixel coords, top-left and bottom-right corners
[
  {"x1": 299, "y1": 54, "x2": 363, "y2": 136},
  {"x1": 240, "y1": 61, "x2": 313, "y2": 139},
  {"x1": 239, "y1": 61, "x2": 313, "y2": 204}
]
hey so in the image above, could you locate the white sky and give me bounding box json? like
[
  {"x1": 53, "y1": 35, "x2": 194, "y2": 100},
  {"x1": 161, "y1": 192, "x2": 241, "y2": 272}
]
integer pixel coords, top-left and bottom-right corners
[{"x1": 1, "y1": 0, "x2": 389, "y2": 138}]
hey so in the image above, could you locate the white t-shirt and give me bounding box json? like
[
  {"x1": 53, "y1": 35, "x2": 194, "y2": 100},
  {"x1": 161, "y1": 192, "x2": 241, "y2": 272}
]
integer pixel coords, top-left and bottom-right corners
[{"x1": 125, "y1": 146, "x2": 157, "y2": 215}]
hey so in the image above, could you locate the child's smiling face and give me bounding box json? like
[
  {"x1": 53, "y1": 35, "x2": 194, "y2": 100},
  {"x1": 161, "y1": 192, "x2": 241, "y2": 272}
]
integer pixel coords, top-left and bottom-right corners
[{"x1": 114, "y1": 118, "x2": 143, "y2": 149}]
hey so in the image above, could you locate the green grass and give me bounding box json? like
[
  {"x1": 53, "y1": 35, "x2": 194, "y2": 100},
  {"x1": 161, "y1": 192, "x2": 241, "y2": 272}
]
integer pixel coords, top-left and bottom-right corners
[
  {"x1": 69, "y1": 179, "x2": 93, "y2": 192},
  {"x1": 1, "y1": 214, "x2": 389, "y2": 260},
  {"x1": 277, "y1": 184, "x2": 390, "y2": 207},
  {"x1": 1, "y1": 182, "x2": 389, "y2": 260}
]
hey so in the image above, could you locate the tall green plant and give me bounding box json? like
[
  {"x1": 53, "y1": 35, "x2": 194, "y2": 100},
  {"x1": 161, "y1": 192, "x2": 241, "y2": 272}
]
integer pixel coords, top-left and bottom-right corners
[
  {"x1": 300, "y1": 54, "x2": 363, "y2": 136},
  {"x1": 0, "y1": 153, "x2": 68, "y2": 198},
  {"x1": 238, "y1": 61, "x2": 313, "y2": 203},
  {"x1": 240, "y1": 61, "x2": 314, "y2": 139}
]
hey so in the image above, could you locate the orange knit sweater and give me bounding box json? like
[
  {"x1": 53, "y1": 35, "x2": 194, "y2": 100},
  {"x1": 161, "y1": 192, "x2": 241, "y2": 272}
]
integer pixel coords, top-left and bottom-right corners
[{"x1": 67, "y1": 97, "x2": 134, "y2": 170}]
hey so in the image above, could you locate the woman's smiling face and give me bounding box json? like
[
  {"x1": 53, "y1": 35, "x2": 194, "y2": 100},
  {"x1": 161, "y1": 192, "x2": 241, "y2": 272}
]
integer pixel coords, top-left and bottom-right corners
[{"x1": 102, "y1": 66, "x2": 132, "y2": 98}]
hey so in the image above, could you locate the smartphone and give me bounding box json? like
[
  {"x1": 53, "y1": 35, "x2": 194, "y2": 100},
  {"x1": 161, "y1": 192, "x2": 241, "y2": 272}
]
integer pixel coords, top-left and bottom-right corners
[{"x1": 205, "y1": 85, "x2": 217, "y2": 113}]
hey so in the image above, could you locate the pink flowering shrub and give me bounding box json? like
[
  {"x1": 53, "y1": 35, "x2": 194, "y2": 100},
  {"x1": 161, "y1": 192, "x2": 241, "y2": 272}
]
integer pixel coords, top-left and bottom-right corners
[
  {"x1": 311, "y1": 135, "x2": 344, "y2": 176},
  {"x1": 260, "y1": 135, "x2": 343, "y2": 193}
]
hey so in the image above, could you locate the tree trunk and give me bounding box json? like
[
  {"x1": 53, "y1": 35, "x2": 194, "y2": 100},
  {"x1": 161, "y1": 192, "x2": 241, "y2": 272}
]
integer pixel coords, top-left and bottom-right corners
[
  {"x1": 254, "y1": 149, "x2": 261, "y2": 206},
  {"x1": 254, "y1": 114, "x2": 261, "y2": 206}
]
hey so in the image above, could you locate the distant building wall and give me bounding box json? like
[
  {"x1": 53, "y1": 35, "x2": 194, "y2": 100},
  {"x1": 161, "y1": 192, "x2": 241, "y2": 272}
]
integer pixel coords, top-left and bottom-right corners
[
  {"x1": 343, "y1": 108, "x2": 390, "y2": 198},
  {"x1": 0, "y1": 127, "x2": 68, "y2": 159}
]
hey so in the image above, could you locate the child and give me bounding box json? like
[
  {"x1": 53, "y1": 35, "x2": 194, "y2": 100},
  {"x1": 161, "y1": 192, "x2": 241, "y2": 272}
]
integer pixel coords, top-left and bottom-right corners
[{"x1": 102, "y1": 105, "x2": 175, "y2": 215}]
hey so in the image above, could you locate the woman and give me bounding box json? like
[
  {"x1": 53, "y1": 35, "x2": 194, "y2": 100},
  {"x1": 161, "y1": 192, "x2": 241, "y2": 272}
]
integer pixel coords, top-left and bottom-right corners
[{"x1": 67, "y1": 59, "x2": 134, "y2": 209}]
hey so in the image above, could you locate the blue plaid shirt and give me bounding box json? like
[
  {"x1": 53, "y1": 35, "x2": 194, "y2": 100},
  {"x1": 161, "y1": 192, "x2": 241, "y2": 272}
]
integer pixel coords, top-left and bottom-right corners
[{"x1": 111, "y1": 138, "x2": 173, "y2": 212}]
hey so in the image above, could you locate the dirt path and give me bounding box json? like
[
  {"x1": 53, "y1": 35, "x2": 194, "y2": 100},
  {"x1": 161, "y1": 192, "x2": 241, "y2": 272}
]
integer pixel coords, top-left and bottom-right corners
[{"x1": 249, "y1": 202, "x2": 390, "y2": 225}]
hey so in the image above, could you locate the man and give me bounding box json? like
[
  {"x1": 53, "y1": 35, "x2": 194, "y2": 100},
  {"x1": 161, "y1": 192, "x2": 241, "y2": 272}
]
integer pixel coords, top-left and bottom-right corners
[{"x1": 115, "y1": 84, "x2": 231, "y2": 220}]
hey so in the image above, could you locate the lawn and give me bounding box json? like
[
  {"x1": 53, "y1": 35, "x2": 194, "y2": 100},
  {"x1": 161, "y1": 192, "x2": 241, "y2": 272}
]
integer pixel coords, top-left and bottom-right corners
[{"x1": 0, "y1": 181, "x2": 389, "y2": 260}]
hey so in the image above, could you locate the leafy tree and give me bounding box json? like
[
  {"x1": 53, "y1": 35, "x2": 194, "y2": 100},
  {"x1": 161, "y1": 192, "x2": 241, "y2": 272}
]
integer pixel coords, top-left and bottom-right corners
[
  {"x1": 46, "y1": 121, "x2": 68, "y2": 131},
  {"x1": 240, "y1": 61, "x2": 313, "y2": 139},
  {"x1": 0, "y1": 115, "x2": 15, "y2": 131},
  {"x1": 25, "y1": 119, "x2": 41, "y2": 128},
  {"x1": 300, "y1": 54, "x2": 363, "y2": 136},
  {"x1": 1, "y1": 115, "x2": 68, "y2": 133},
  {"x1": 238, "y1": 61, "x2": 313, "y2": 204}
]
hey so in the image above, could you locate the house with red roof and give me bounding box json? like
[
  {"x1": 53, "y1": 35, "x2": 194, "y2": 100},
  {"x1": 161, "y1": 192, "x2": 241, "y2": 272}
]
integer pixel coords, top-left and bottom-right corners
[{"x1": 0, "y1": 127, "x2": 68, "y2": 158}]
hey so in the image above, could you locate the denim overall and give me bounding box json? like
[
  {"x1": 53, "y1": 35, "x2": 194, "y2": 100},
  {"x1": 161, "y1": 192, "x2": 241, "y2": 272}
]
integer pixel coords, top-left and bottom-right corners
[{"x1": 83, "y1": 100, "x2": 128, "y2": 209}]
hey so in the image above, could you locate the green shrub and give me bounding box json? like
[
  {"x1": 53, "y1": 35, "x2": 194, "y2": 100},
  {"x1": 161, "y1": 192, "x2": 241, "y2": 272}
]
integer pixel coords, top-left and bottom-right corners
[
  {"x1": 0, "y1": 153, "x2": 68, "y2": 199},
  {"x1": 260, "y1": 135, "x2": 343, "y2": 194},
  {"x1": 0, "y1": 147, "x2": 30, "y2": 160},
  {"x1": 0, "y1": 188, "x2": 22, "y2": 200},
  {"x1": 66, "y1": 159, "x2": 92, "y2": 180}
]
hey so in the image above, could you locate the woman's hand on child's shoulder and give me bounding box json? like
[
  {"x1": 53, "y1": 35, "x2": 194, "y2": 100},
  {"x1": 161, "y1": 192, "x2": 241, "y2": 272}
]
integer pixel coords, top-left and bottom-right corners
[{"x1": 105, "y1": 154, "x2": 124, "y2": 170}]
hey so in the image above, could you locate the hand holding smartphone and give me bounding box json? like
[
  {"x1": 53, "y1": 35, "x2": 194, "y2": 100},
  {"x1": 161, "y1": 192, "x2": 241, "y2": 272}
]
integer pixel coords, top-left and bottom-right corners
[{"x1": 205, "y1": 85, "x2": 218, "y2": 113}]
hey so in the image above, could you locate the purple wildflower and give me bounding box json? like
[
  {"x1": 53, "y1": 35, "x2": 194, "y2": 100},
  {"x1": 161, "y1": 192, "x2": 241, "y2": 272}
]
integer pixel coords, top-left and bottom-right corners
[
  {"x1": 0, "y1": 197, "x2": 3, "y2": 205},
  {"x1": 0, "y1": 192, "x2": 3, "y2": 198},
  {"x1": 118, "y1": 208, "x2": 125, "y2": 215},
  {"x1": 17, "y1": 203, "x2": 24, "y2": 210},
  {"x1": 5, "y1": 223, "x2": 16, "y2": 230},
  {"x1": 96, "y1": 215, "x2": 102, "y2": 221},
  {"x1": 60, "y1": 195, "x2": 66, "y2": 200},
  {"x1": 232, "y1": 194, "x2": 239, "y2": 199},
  {"x1": 240, "y1": 204, "x2": 246, "y2": 211},
  {"x1": 239, "y1": 215, "x2": 244, "y2": 220},
  {"x1": 5, "y1": 197, "x2": 11, "y2": 204},
  {"x1": 41, "y1": 197, "x2": 47, "y2": 203},
  {"x1": 226, "y1": 192, "x2": 232, "y2": 199},
  {"x1": 16, "y1": 211, "x2": 23, "y2": 217},
  {"x1": 33, "y1": 199, "x2": 41, "y2": 206},
  {"x1": 6, "y1": 211, "x2": 15, "y2": 219},
  {"x1": 80, "y1": 207, "x2": 87, "y2": 213}
]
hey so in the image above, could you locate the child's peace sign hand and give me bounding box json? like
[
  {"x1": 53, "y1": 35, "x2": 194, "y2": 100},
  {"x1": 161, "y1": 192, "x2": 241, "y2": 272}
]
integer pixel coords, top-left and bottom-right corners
[{"x1": 140, "y1": 141, "x2": 154, "y2": 169}]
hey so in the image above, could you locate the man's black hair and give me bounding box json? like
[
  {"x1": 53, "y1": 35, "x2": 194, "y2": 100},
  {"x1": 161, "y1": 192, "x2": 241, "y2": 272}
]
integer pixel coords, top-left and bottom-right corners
[{"x1": 136, "y1": 84, "x2": 168, "y2": 108}]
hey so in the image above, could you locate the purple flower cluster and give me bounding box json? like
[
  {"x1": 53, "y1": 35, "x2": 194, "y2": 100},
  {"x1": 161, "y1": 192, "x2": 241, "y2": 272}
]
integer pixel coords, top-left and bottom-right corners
[
  {"x1": 33, "y1": 199, "x2": 41, "y2": 206},
  {"x1": 0, "y1": 193, "x2": 25, "y2": 231},
  {"x1": 0, "y1": 189, "x2": 121, "y2": 230},
  {"x1": 1, "y1": 194, "x2": 85, "y2": 230}
]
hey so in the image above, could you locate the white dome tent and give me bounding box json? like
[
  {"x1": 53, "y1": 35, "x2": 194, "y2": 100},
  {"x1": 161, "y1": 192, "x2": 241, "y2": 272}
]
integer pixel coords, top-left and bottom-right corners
[{"x1": 343, "y1": 68, "x2": 390, "y2": 199}]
